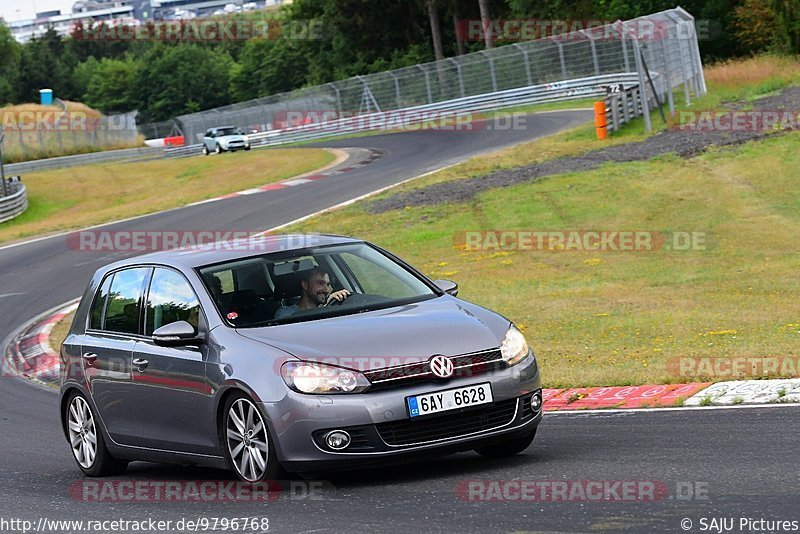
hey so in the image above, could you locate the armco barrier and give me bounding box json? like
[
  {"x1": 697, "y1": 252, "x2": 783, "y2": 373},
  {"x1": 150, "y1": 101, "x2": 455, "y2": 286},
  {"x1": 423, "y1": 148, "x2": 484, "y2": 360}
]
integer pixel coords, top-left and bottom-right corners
[
  {"x1": 4, "y1": 146, "x2": 164, "y2": 174},
  {"x1": 603, "y1": 83, "x2": 646, "y2": 134},
  {"x1": 0, "y1": 181, "x2": 28, "y2": 224},
  {"x1": 166, "y1": 73, "x2": 643, "y2": 158}
]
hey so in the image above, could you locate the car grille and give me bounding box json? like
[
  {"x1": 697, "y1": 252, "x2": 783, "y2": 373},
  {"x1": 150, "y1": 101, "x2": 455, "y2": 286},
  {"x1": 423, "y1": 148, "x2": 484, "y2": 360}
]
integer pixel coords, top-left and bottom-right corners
[
  {"x1": 364, "y1": 349, "x2": 504, "y2": 392},
  {"x1": 375, "y1": 397, "x2": 519, "y2": 446}
]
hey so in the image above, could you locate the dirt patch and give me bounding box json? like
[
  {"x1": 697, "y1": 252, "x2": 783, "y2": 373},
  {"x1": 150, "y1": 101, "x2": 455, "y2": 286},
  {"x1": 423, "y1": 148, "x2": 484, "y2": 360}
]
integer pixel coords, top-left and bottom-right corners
[{"x1": 368, "y1": 86, "x2": 800, "y2": 212}]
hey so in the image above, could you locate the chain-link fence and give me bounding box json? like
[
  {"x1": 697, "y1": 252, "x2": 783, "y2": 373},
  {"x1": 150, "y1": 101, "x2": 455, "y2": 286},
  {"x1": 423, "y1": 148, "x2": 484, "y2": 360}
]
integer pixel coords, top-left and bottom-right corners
[
  {"x1": 0, "y1": 108, "x2": 141, "y2": 164},
  {"x1": 175, "y1": 7, "x2": 705, "y2": 145}
]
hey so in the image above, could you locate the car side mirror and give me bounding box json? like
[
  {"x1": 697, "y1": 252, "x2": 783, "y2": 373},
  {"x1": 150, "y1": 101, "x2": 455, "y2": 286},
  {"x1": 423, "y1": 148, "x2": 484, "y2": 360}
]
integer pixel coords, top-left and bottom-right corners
[
  {"x1": 153, "y1": 320, "x2": 204, "y2": 347},
  {"x1": 434, "y1": 279, "x2": 459, "y2": 297}
]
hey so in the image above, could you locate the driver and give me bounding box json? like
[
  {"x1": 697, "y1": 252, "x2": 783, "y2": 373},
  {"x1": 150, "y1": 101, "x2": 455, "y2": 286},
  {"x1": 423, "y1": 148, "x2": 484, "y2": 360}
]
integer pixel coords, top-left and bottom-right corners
[{"x1": 274, "y1": 267, "x2": 350, "y2": 319}]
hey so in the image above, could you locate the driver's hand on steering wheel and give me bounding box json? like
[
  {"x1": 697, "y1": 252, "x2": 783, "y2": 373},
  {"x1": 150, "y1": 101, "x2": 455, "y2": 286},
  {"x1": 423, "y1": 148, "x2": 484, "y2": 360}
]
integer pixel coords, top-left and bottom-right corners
[{"x1": 325, "y1": 289, "x2": 351, "y2": 306}]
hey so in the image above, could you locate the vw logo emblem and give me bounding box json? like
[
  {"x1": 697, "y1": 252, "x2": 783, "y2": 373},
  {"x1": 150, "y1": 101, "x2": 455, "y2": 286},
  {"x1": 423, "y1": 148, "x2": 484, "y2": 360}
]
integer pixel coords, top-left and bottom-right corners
[{"x1": 429, "y1": 355, "x2": 454, "y2": 379}]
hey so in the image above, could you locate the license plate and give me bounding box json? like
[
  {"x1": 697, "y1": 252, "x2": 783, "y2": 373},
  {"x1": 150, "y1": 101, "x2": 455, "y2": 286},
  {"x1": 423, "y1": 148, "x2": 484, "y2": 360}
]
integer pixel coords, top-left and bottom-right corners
[{"x1": 407, "y1": 383, "x2": 493, "y2": 418}]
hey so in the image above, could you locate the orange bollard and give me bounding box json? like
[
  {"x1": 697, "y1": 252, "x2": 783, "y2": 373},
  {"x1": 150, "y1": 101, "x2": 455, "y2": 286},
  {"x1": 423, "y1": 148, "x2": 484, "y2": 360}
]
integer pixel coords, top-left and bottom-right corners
[{"x1": 594, "y1": 101, "x2": 608, "y2": 140}]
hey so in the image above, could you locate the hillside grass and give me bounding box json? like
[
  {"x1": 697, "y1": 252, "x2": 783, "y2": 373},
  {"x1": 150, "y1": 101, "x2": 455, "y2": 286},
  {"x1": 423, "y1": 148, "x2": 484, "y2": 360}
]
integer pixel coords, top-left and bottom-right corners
[
  {"x1": 0, "y1": 101, "x2": 145, "y2": 163},
  {"x1": 280, "y1": 55, "x2": 800, "y2": 388},
  {"x1": 0, "y1": 147, "x2": 336, "y2": 245}
]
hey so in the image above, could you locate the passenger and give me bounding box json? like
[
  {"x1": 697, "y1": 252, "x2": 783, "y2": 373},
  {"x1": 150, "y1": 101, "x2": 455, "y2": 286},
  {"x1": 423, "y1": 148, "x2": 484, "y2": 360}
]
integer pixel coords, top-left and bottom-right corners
[
  {"x1": 206, "y1": 274, "x2": 224, "y2": 304},
  {"x1": 274, "y1": 267, "x2": 350, "y2": 319}
]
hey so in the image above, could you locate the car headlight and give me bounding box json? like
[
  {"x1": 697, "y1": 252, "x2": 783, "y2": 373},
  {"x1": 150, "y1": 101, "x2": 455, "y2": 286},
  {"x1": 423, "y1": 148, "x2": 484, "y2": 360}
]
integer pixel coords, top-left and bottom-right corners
[
  {"x1": 500, "y1": 324, "x2": 532, "y2": 366},
  {"x1": 281, "y1": 361, "x2": 370, "y2": 394}
]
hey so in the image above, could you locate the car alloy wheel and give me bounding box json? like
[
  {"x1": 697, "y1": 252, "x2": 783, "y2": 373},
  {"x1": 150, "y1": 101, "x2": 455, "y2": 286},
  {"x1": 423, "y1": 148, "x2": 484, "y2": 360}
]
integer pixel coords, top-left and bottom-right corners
[
  {"x1": 225, "y1": 396, "x2": 274, "y2": 482},
  {"x1": 64, "y1": 392, "x2": 128, "y2": 476},
  {"x1": 202, "y1": 145, "x2": 209, "y2": 156},
  {"x1": 215, "y1": 144, "x2": 222, "y2": 154},
  {"x1": 68, "y1": 395, "x2": 97, "y2": 469}
]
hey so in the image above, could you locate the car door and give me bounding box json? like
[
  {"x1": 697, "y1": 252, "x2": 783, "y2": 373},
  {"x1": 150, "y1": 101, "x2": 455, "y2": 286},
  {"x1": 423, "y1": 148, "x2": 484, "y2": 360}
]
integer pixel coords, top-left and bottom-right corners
[
  {"x1": 126, "y1": 267, "x2": 217, "y2": 455},
  {"x1": 82, "y1": 266, "x2": 150, "y2": 445}
]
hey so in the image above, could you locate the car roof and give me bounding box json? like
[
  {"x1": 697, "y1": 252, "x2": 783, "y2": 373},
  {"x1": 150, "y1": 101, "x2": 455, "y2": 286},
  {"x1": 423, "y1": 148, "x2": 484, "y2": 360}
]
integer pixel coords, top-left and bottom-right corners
[{"x1": 99, "y1": 233, "x2": 363, "y2": 272}]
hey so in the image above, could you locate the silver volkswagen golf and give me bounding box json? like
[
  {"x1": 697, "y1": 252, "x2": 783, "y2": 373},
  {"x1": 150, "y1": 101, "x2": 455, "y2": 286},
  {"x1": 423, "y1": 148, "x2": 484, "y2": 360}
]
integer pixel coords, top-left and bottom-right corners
[{"x1": 60, "y1": 234, "x2": 542, "y2": 481}]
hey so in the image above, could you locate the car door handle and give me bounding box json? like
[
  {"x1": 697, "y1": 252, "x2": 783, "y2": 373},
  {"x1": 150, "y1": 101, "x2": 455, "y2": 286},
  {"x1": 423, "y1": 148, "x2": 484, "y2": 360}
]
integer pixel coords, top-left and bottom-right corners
[
  {"x1": 132, "y1": 358, "x2": 149, "y2": 371},
  {"x1": 82, "y1": 353, "x2": 97, "y2": 365}
]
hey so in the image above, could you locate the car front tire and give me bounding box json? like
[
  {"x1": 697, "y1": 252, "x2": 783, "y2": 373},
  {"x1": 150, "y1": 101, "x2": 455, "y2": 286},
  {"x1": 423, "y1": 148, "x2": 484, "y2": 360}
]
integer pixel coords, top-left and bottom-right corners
[
  {"x1": 64, "y1": 391, "x2": 128, "y2": 477},
  {"x1": 215, "y1": 144, "x2": 223, "y2": 154},
  {"x1": 221, "y1": 392, "x2": 283, "y2": 482},
  {"x1": 474, "y1": 427, "x2": 537, "y2": 458}
]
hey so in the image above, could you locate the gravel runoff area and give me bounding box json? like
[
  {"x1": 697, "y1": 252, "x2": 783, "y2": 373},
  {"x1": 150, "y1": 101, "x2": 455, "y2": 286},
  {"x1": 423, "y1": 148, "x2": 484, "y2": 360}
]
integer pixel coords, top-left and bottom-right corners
[{"x1": 368, "y1": 86, "x2": 800, "y2": 212}]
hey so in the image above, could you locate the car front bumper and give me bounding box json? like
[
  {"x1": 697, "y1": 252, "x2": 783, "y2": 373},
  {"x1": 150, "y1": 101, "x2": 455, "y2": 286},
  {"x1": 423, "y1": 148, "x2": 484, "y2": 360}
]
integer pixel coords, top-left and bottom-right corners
[{"x1": 261, "y1": 353, "x2": 542, "y2": 472}]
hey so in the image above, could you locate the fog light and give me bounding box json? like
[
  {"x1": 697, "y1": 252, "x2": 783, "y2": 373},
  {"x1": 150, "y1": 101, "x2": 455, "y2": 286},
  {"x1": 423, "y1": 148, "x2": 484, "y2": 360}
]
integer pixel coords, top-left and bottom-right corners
[
  {"x1": 325, "y1": 430, "x2": 351, "y2": 450},
  {"x1": 531, "y1": 394, "x2": 542, "y2": 412}
]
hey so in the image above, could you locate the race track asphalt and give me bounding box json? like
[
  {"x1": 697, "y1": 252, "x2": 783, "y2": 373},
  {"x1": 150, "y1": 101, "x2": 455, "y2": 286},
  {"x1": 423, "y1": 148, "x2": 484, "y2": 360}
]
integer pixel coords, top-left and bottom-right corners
[{"x1": 1, "y1": 109, "x2": 797, "y2": 533}]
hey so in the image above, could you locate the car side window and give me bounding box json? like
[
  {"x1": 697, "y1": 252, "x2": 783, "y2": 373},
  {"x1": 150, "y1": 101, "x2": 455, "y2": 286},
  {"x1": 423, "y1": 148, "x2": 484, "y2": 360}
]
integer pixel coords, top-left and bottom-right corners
[
  {"x1": 145, "y1": 268, "x2": 201, "y2": 335},
  {"x1": 103, "y1": 268, "x2": 149, "y2": 335},
  {"x1": 89, "y1": 275, "x2": 113, "y2": 330}
]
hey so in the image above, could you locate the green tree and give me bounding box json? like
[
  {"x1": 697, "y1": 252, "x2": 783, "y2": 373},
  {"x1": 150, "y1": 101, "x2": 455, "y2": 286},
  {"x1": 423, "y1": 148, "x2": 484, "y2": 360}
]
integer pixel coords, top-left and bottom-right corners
[
  {"x1": 132, "y1": 44, "x2": 236, "y2": 122},
  {"x1": 0, "y1": 21, "x2": 21, "y2": 104},
  {"x1": 84, "y1": 58, "x2": 139, "y2": 113},
  {"x1": 771, "y1": 0, "x2": 800, "y2": 52},
  {"x1": 231, "y1": 37, "x2": 309, "y2": 101},
  {"x1": 13, "y1": 29, "x2": 79, "y2": 102}
]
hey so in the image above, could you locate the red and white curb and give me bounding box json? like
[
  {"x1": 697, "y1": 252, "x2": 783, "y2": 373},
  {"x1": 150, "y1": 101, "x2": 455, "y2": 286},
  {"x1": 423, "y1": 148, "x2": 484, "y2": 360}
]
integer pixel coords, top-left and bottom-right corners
[
  {"x1": 7, "y1": 301, "x2": 799, "y2": 409},
  {"x1": 187, "y1": 148, "x2": 383, "y2": 207},
  {"x1": 4, "y1": 301, "x2": 79, "y2": 387}
]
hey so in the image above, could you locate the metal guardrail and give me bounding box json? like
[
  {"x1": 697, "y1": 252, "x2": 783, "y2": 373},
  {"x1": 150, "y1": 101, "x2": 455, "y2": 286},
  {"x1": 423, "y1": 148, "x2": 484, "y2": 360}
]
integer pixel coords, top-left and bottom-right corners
[
  {"x1": 4, "y1": 146, "x2": 165, "y2": 174},
  {"x1": 605, "y1": 84, "x2": 646, "y2": 133},
  {"x1": 0, "y1": 181, "x2": 28, "y2": 224},
  {"x1": 166, "y1": 73, "x2": 642, "y2": 158},
  {"x1": 173, "y1": 7, "x2": 704, "y2": 144}
]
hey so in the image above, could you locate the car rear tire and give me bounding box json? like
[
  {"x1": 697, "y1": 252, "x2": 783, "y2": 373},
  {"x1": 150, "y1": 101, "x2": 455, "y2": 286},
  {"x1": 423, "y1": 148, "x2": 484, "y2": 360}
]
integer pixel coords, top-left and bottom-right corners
[
  {"x1": 221, "y1": 392, "x2": 284, "y2": 482},
  {"x1": 215, "y1": 144, "x2": 222, "y2": 154},
  {"x1": 474, "y1": 427, "x2": 537, "y2": 458},
  {"x1": 202, "y1": 145, "x2": 209, "y2": 156},
  {"x1": 64, "y1": 391, "x2": 128, "y2": 477}
]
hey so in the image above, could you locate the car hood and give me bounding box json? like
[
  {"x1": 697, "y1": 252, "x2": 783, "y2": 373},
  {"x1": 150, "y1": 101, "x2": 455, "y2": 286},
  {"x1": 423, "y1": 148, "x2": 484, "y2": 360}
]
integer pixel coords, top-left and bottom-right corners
[{"x1": 235, "y1": 296, "x2": 508, "y2": 371}]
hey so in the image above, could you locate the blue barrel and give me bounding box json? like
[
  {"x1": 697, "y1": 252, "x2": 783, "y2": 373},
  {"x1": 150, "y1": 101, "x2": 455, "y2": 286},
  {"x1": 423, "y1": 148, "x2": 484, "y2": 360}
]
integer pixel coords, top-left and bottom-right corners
[{"x1": 40, "y1": 89, "x2": 53, "y2": 105}]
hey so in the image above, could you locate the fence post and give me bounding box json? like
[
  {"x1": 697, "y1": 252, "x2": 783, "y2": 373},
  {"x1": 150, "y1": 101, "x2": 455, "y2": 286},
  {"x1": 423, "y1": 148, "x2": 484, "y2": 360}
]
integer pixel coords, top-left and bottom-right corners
[
  {"x1": 417, "y1": 65, "x2": 433, "y2": 103},
  {"x1": 629, "y1": 32, "x2": 652, "y2": 132},
  {"x1": 327, "y1": 83, "x2": 343, "y2": 116},
  {"x1": 555, "y1": 41, "x2": 568, "y2": 79},
  {"x1": 617, "y1": 21, "x2": 630, "y2": 72},
  {"x1": 479, "y1": 51, "x2": 498, "y2": 92},
  {"x1": 0, "y1": 129, "x2": 7, "y2": 198},
  {"x1": 448, "y1": 58, "x2": 466, "y2": 97},
  {"x1": 583, "y1": 31, "x2": 600, "y2": 76},
  {"x1": 657, "y1": 34, "x2": 675, "y2": 114},
  {"x1": 388, "y1": 72, "x2": 403, "y2": 110},
  {"x1": 512, "y1": 43, "x2": 533, "y2": 86}
]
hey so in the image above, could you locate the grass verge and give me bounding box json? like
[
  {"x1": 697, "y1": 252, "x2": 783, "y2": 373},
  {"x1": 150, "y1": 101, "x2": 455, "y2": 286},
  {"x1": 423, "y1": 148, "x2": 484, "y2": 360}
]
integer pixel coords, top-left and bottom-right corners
[
  {"x1": 282, "y1": 55, "x2": 800, "y2": 389},
  {"x1": 0, "y1": 147, "x2": 335, "y2": 245}
]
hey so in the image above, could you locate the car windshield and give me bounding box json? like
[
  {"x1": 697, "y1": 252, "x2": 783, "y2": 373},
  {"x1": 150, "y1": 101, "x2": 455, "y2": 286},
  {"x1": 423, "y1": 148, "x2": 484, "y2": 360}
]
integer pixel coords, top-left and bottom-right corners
[
  {"x1": 216, "y1": 127, "x2": 242, "y2": 136},
  {"x1": 197, "y1": 243, "x2": 438, "y2": 327}
]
